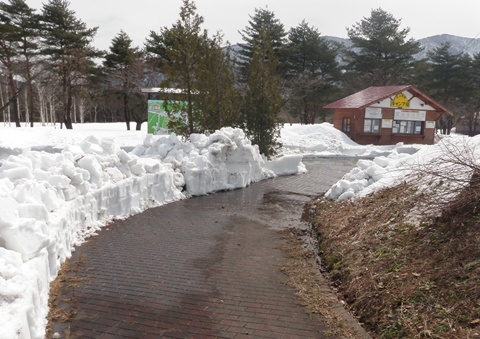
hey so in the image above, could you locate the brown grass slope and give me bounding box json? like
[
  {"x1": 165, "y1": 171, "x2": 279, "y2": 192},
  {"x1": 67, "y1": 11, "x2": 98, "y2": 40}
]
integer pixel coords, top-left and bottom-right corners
[{"x1": 309, "y1": 181, "x2": 480, "y2": 338}]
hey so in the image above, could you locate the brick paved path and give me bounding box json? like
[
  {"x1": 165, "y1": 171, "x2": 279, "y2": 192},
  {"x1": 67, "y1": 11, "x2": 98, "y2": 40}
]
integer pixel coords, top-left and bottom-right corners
[{"x1": 49, "y1": 159, "x2": 358, "y2": 338}]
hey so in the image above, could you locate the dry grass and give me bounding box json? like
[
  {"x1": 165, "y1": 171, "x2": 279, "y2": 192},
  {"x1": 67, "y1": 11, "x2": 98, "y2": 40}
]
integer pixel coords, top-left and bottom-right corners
[
  {"x1": 309, "y1": 181, "x2": 480, "y2": 338},
  {"x1": 45, "y1": 256, "x2": 88, "y2": 338},
  {"x1": 280, "y1": 229, "x2": 370, "y2": 338}
]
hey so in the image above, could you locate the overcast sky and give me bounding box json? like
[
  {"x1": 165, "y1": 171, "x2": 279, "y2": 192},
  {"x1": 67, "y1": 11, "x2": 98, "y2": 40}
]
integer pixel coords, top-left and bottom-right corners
[{"x1": 26, "y1": 0, "x2": 480, "y2": 51}]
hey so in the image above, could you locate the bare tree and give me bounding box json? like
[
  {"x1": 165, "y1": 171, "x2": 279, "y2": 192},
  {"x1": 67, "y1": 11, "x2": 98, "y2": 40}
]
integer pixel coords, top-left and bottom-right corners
[{"x1": 407, "y1": 138, "x2": 480, "y2": 220}]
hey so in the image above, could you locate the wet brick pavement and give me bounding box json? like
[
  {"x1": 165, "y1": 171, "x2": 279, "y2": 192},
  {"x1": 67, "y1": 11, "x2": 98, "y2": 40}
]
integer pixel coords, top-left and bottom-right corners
[{"x1": 48, "y1": 158, "x2": 359, "y2": 338}]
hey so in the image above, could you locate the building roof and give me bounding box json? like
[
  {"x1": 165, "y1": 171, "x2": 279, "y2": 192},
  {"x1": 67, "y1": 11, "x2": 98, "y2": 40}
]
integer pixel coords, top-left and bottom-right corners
[
  {"x1": 324, "y1": 85, "x2": 454, "y2": 115},
  {"x1": 141, "y1": 88, "x2": 183, "y2": 94}
]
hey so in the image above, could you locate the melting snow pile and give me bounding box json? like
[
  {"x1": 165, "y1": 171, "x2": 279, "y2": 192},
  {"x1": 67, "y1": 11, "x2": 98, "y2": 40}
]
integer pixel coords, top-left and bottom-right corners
[
  {"x1": 0, "y1": 127, "x2": 303, "y2": 339},
  {"x1": 325, "y1": 135, "x2": 477, "y2": 201},
  {"x1": 279, "y1": 123, "x2": 421, "y2": 158}
]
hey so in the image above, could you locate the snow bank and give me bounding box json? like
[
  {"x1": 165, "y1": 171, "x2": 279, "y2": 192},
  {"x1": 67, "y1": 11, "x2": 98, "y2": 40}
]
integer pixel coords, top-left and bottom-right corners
[
  {"x1": 325, "y1": 151, "x2": 415, "y2": 200},
  {"x1": 0, "y1": 127, "x2": 300, "y2": 339},
  {"x1": 325, "y1": 135, "x2": 476, "y2": 201},
  {"x1": 279, "y1": 123, "x2": 421, "y2": 158}
]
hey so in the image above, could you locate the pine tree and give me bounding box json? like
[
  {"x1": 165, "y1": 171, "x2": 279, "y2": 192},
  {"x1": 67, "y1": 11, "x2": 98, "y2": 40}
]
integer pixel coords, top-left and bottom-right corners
[
  {"x1": 242, "y1": 30, "x2": 282, "y2": 158},
  {"x1": 40, "y1": 0, "x2": 99, "y2": 129},
  {"x1": 285, "y1": 20, "x2": 340, "y2": 124},
  {"x1": 423, "y1": 42, "x2": 473, "y2": 134},
  {"x1": 194, "y1": 34, "x2": 240, "y2": 132},
  {"x1": 145, "y1": 0, "x2": 206, "y2": 136},
  {"x1": 425, "y1": 43, "x2": 468, "y2": 103},
  {"x1": 0, "y1": 0, "x2": 24, "y2": 126},
  {"x1": 238, "y1": 7, "x2": 287, "y2": 81},
  {"x1": 0, "y1": 0, "x2": 40, "y2": 127},
  {"x1": 466, "y1": 53, "x2": 480, "y2": 135},
  {"x1": 104, "y1": 30, "x2": 143, "y2": 131},
  {"x1": 344, "y1": 8, "x2": 422, "y2": 89}
]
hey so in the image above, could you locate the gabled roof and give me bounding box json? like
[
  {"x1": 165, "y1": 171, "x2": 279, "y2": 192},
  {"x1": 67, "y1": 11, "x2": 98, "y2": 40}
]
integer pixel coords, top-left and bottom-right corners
[{"x1": 324, "y1": 85, "x2": 454, "y2": 115}]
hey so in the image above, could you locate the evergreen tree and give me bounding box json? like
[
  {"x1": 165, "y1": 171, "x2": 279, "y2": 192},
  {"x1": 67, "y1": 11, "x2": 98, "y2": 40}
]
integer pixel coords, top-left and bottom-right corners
[
  {"x1": 425, "y1": 42, "x2": 468, "y2": 104},
  {"x1": 465, "y1": 53, "x2": 480, "y2": 135},
  {"x1": 145, "y1": 0, "x2": 206, "y2": 136},
  {"x1": 194, "y1": 33, "x2": 240, "y2": 132},
  {"x1": 423, "y1": 42, "x2": 473, "y2": 134},
  {"x1": 40, "y1": 0, "x2": 99, "y2": 129},
  {"x1": 238, "y1": 7, "x2": 287, "y2": 80},
  {"x1": 285, "y1": 20, "x2": 340, "y2": 124},
  {"x1": 0, "y1": 0, "x2": 40, "y2": 127},
  {"x1": 0, "y1": 0, "x2": 23, "y2": 126},
  {"x1": 344, "y1": 8, "x2": 422, "y2": 90},
  {"x1": 242, "y1": 30, "x2": 282, "y2": 158},
  {"x1": 104, "y1": 30, "x2": 143, "y2": 131}
]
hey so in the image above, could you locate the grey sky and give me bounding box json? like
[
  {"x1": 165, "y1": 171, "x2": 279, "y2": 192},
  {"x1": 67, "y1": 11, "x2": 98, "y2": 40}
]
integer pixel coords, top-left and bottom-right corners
[{"x1": 27, "y1": 0, "x2": 480, "y2": 51}]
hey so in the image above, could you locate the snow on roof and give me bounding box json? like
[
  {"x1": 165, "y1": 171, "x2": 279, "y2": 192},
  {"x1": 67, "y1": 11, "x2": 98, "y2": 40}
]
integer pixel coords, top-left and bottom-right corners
[
  {"x1": 141, "y1": 88, "x2": 199, "y2": 95},
  {"x1": 141, "y1": 87, "x2": 184, "y2": 94}
]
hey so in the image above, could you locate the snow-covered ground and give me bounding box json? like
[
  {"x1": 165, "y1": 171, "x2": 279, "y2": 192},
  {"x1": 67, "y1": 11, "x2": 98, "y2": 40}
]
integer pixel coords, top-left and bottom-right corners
[
  {"x1": 279, "y1": 123, "x2": 421, "y2": 158},
  {"x1": 0, "y1": 121, "x2": 459, "y2": 338}
]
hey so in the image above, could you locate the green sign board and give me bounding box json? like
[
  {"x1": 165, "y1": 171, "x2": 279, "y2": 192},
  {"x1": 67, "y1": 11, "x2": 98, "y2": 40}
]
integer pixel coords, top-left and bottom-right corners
[
  {"x1": 148, "y1": 100, "x2": 169, "y2": 134},
  {"x1": 147, "y1": 100, "x2": 187, "y2": 134}
]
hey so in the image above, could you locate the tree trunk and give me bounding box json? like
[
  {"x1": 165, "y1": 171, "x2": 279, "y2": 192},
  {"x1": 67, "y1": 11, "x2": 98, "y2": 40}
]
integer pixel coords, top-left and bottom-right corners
[
  {"x1": 24, "y1": 91, "x2": 29, "y2": 126},
  {"x1": 311, "y1": 97, "x2": 317, "y2": 124},
  {"x1": 7, "y1": 72, "x2": 20, "y2": 127},
  {"x1": 474, "y1": 112, "x2": 480, "y2": 136},
  {"x1": 64, "y1": 90, "x2": 73, "y2": 129},
  {"x1": 187, "y1": 75, "x2": 194, "y2": 134},
  {"x1": 73, "y1": 97, "x2": 77, "y2": 123},
  {"x1": 302, "y1": 97, "x2": 308, "y2": 125},
  {"x1": 0, "y1": 79, "x2": 6, "y2": 124},
  {"x1": 124, "y1": 92, "x2": 130, "y2": 130},
  {"x1": 79, "y1": 98, "x2": 85, "y2": 123},
  {"x1": 25, "y1": 53, "x2": 35, "y2": 127}
]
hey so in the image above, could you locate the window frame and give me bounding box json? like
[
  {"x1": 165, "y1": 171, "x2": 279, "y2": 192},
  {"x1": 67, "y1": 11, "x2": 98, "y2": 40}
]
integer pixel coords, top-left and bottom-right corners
[
  {"x1": 392, "y1": 120, "x2": 423, "y2": 135},
  {"x1": 342, "y1": 117, "x2": 351, "y2": 133},
  {"x1": 363, "y1": 118, "x2": 381, "y2": 134}
]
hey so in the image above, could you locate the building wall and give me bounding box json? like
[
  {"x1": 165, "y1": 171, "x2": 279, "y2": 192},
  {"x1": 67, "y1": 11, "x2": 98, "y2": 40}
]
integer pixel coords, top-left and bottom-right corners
[
  {"x1": 330, "y1": 89, "x2": 451, "y2": 145},
  {"x1": 455, "y1": 116, "x2": 480, "y2": 136},
  {"x1": 333, "y1": 107, "x2": 439, "y2": 145}
]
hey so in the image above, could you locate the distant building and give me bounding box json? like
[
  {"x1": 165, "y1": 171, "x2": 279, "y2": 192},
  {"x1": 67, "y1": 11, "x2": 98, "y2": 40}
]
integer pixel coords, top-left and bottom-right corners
[
  {"x1": 324, "y1": 85, "x2": 454, "y2": 145},
  {"x1": 454, "y1": 113, "x2": 480, "y2": 136}
]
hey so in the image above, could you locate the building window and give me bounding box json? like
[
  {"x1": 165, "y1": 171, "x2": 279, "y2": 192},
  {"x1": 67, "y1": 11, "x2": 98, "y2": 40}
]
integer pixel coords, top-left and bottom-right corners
[
  {"x1": 393, "y1": 120, "x2": 423, "y2": 134},
  {"x1": 364, "y1": 119, "x2": 381, "y2": 133},
  {"x1": 342, "y1": 117, "x2": 351, "y2": 132}
]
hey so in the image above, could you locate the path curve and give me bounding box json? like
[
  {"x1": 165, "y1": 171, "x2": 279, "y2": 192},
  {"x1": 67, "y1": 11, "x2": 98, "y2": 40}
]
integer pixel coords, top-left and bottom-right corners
[{"x1": 48, "y1": 158, "x2": 365, "y2": 338}]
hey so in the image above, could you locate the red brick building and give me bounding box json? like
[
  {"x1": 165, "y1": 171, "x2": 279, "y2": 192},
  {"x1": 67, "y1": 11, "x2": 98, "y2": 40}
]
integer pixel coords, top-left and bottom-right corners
[{"x1": 324, "y1": 85, "x2": 454, "y2": 145}]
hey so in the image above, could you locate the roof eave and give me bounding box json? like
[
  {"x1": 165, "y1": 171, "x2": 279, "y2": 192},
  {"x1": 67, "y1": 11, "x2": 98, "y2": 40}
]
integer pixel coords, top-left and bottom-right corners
[
  {"x1": 324, "y1": 85, "x2": 454, "y2": 115},
  {"x1": 407, "y1": 87, "x2": 454, "y2": 116}
]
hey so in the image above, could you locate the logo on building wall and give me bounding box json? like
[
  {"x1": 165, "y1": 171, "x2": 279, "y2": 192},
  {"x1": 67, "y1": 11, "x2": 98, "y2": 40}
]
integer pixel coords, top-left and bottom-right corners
[{"x1": 390, "y1": 93, "x2": 410, "y2": 108}]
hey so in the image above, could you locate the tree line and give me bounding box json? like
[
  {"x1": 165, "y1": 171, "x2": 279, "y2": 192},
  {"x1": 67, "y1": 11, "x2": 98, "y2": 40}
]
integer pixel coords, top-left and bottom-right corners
[{"x1": 1, "y1": 0, "x2": 479, "y2": 157}]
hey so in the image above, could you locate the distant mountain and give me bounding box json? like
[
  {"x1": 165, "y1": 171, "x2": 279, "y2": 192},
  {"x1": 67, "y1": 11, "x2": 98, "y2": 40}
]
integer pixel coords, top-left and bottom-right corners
[
  {"x1": 323, "y1": 36, "x2": 352, "y2": 49},
  {"x1": 416, "y1": 34, "x2": 480, "y2": 59},
  {"x1": 227, "y1": 34, "x2": 480, "y2": 63},
  {"x1": 323, "y1": 34, "x2": 480, "y2": 60}
]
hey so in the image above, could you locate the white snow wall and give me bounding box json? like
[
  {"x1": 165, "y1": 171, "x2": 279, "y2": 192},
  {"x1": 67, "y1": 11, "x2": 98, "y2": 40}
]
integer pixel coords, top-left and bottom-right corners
[
  {"x1": 0, "y1": 167, "x2": 183, "y2": 339},
  {"x1": 0, "y1": 128, "x2": 302, "y2": 339}
]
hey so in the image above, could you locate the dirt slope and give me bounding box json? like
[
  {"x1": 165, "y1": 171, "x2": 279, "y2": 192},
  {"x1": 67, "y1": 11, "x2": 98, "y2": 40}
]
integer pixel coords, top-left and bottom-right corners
[{"x1": 308, "y1": 182, "x2": 480, "y2": 338}]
